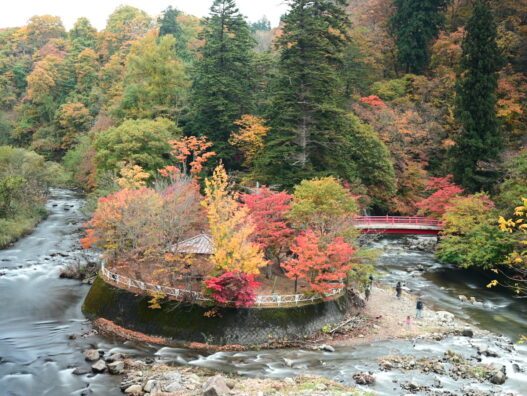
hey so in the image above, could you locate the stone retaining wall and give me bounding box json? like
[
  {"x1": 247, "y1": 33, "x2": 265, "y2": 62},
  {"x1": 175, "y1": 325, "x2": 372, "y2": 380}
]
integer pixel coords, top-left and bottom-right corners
[{"x1": 83, "y1": 276, "x2": 360, "y2": 346}]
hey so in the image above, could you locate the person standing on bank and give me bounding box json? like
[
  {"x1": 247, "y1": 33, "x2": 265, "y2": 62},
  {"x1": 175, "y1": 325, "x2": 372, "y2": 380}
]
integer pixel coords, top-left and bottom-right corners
[
  {"x1": 416, "y1": 298, "x2": 424, "y2": 319},
  {"x1": 396, "y1": 281, "x2": 402, "y2": 299}
]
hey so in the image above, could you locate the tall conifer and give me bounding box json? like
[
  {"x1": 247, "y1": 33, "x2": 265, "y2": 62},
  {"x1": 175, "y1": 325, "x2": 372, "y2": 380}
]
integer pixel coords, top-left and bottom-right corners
[
  {"x1": 187, "y1": 0, "x2": 254, "y2": 165},
  {"x1": 452, "y1": 0, "x2": 503, "y2": 192},
  {"x1": 255, "y1": 0, "x2": 351, "y2": 185},
  {"x1": 389, "y1": 0, "x2": 448, "y2": 74},
  {"x1": 255, "y1": 0, "x2": 396, "y2": 195}
]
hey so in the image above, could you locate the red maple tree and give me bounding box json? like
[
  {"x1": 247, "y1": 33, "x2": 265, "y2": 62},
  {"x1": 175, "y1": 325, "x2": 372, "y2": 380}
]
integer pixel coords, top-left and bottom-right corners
[
  {"x1": 282, "y1": 230, "x2": 355, "y2": 294},
  {"x1": 241, "y1": 186, "x2": 295, "y2": 278},
  {"x1": 416, "y1": 175, "x2": 464, "y2": 218},
  {"x1": 204, "y1": 271, "x2": 261, "y2": 308}
]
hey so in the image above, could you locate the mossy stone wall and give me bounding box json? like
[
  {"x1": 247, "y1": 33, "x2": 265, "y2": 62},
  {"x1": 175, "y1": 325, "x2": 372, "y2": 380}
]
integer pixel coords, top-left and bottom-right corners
[{"x1": 83, "y1": 277, "x2": 358, "y2": 346}]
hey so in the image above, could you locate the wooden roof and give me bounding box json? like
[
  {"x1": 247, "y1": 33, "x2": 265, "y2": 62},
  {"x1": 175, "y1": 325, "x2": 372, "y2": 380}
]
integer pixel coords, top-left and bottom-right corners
[{"x1": 172, "y1": 234, "x2": 213, "y2": 255}]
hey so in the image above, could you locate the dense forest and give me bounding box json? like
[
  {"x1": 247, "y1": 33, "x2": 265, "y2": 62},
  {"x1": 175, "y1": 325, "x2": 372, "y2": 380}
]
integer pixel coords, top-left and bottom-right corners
[{"x1": 0, "y1": 0, "x2": 526, "y2": 292}]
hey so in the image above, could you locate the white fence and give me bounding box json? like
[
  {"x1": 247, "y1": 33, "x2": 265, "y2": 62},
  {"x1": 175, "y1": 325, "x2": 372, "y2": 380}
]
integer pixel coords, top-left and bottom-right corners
[{"x1": 101, "y1": 263, "x2": 344, "y2": 307}]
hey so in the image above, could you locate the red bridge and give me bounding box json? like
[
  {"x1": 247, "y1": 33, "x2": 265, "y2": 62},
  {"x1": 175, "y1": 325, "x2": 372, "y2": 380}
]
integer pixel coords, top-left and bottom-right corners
[{"x1": 353, "y1": 216, "x2": 442, "y2": 235}]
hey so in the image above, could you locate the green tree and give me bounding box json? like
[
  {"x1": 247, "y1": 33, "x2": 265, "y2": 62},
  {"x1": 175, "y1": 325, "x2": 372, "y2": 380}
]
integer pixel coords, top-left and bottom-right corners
[
  {"x1": 94, "y1": 118, "x2": 179, "y2": 174},
  {"x1": 255, "y1": 0, "x2": 351, "y2": 186},
  {"x1": 451, "y1": 0, "x2": 504, "y2": 192},
  {"x1": 389, "y1": 0, "x2": 448, "y2": 74},
  {"x1": 187, "y1": 0, "x2": 255, "y2": 165},
  {"x1": 115, "y1": 34, "x2": 189, "y2": 121},
  {"x1": 69, "y1": 17, "x2": 97, "y2": 53},
  {"x1": 158, "y1": 6, "x2": 192, "y2": 62}
]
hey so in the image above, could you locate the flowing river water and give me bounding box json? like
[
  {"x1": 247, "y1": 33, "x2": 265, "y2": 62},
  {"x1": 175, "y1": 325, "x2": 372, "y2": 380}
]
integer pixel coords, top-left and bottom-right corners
[{"x1": 0, "y1": 189, "x2": 526, "y2": 395}]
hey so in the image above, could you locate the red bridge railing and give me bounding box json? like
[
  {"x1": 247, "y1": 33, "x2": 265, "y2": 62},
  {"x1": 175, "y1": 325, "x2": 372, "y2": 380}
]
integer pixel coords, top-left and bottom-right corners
[{"x1": 354, "y1": 216, "x2": 442, "y2": 227}]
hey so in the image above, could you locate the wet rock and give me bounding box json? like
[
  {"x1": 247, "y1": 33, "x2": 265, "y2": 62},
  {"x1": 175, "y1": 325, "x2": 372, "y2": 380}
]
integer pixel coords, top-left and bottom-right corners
[
  {"x1": 432, "y1": 362, "x2": 445, "y2": 373},
  {"x1": 72, "y1": 367, "x2": 90, "y2": 376},
  {"x1": 105, "y1": 353, "x2": 124, "y2": 363},
  {"x1": 489, "y1": 367, "x2": 507, "y2": 385},
  {"x1": 313, "y1": 344, "x2": 335, "y2": 352},
  {"x1": 462, "y1": 328, "x2": 474, "y2": 338},
  {"x1": 108, "y1": 360, "x2": 125, "y2": 375},
  {"x1": 91, "y1": 359, "x2": 106, "y2": 373},
  {"x1": 283, "y1": 358, "x2": 294, "y2": 367},
  {"x1": 202, "y1": 375, "x2": 230, "y2": 396},
  {"x1": 458, "y1": 295, "x2": 468, "y2": 303},
  {"x1": 85, "y1": 349, "x2": 100, "y2": 361},
  {"x1": 352, "y1": 373, "x2": 375, "y2": 385},
  {"x1": 379, "y1": 360, "x2": 393, "y2": 371},
  {"x1": 512, "y1": 363, "x2": 522, "y2": 373},
  {"x1": 124, "y1": 384, "x2": 142, "y2": 395}
]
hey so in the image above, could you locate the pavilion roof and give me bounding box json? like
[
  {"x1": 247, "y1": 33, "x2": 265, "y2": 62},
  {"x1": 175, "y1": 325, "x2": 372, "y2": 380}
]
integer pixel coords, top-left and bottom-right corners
[{"x1": 172, "y1": 233, "x2": 213, "y2": 255}]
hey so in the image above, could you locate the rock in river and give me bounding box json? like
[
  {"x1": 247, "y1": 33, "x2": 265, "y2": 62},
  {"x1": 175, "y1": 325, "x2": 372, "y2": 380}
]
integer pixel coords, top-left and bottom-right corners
[
  {"x1": 91, "y1": 359, "x2": 107, "y2": 373},
  {"x1": 85, "y1": 349, "x2": 100, "y2": 361}
]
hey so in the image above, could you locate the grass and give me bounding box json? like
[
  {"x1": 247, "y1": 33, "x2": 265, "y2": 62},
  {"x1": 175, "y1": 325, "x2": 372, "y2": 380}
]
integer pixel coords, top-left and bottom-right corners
[{"x1": 0, "y1": 212, "x2": 45, "y2": 249}]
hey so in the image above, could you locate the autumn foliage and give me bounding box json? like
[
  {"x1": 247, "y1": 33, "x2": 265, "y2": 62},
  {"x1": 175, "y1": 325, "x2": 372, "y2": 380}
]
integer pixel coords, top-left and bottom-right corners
[
  {"x1": 204, "y1": 165, "x2": 267, "y2": 275},
  {"x1": 159, "y1": 136, "x2": 216, "y2": 180},
  {"x1": 204, "y1": 271, "x2": 261, "y2": 307},
  {"x1": 416, "y1": 175, "x2": 464, "y2": 218},
  {"x1": 282, "y1": 230, "x2": 355, "y2": 294},
  {"x1": 242, "y1": 186, "x2": 294, "y2": 275}
]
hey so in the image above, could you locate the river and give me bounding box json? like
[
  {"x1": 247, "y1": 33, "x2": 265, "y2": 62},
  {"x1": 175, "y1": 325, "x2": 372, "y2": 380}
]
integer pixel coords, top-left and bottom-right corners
[{"x1": 0, "y1": 189, "x2": 526, "y2": 395}]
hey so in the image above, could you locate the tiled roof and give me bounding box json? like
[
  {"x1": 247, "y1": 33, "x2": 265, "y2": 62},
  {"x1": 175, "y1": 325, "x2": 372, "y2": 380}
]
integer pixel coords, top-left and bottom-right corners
[{"x1": 172, "y1": 234, "x2": 213, "y2": 255}]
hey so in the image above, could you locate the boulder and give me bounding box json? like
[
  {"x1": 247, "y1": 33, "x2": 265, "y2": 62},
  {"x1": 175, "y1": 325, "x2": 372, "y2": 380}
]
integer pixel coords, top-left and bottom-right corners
[
  {"x1": 91, "y1": 359, "x2": 107, "y2": 373},
  {"x1": 352, "y1": 373, "x2": 375, "y2": 385},
  {"x1": 72, "y1": 367, "x2": 90, "y2": 376},
  {"x1": 108, "y1": 360, "x2": 125, "y2": 375},
  {"x1": 202, "y1": 375, "x2": 230, "y2": 396},
  {"x1": 313, "y1": 344, "x2": 335, "y2": 352},
  {"x1": 143, "y1": 380, "x2": 157, "y2": 393},
  {"x1": 469, "y1": 296, "x2": 478, "y2": 304},
  {"x1": 124, "y1": 384, "x2": 143, "y2": 395},
  {"x1": 164, "y1": 381, "x2": 184, "y2": 392},
  {"x1": 105, "y1": 353, "x2": 124, "y2": 363},
  {"x1": 458, "y1": 295, "x2": 468, "y2": 303},
  {"x1": 436, "y1": 311, "x2": 455, "y2": 322},
  {"x1": 85, "y1": 349, "x2": 100, "y2": 361},
  {"x1": 490, "y1": 368, "x2": 507, "y2": 385},
  {"x1": 461, "y1": 328, "x2": 474, "y2": 338}
]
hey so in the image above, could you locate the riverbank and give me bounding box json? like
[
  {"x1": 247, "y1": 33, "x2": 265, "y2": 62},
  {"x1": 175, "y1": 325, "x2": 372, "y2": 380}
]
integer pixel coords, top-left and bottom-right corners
[
  {"x1": 0, "y1": 210, "x2": 47, "y2": 249},
  {"x1": 330, "y1": 285, "x2": 471, "y2": 348}
]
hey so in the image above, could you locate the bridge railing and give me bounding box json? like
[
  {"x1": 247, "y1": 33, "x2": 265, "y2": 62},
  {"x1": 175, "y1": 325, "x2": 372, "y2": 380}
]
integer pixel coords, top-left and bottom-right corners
[{"x1": 354, "y1": 216, "x2": 442, "y2": 226}]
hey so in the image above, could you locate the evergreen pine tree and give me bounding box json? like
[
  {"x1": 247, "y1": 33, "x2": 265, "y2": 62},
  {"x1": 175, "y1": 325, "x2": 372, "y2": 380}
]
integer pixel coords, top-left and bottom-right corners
[
  {"x1": 389, "y1": 0, "x2": 448, "y2": 74},
  {"x1": 255, "y1": 0, "x2": 350, "y2": 185},
  {"x1": 255, "y1": 0, "x2": 396, "y2": 195},
  {"x1": 187, "y1": 0, "x2": 254, "y2": 166},
  {"x1": 158, "y1": 6, "x2": 191, "y2": 62},
  {"x1": 452, "y1": 0, "x2": 504, "y2": 192}
]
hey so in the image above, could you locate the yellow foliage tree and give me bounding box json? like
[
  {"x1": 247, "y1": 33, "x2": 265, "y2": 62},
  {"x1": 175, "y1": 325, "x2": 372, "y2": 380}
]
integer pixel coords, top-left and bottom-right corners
[
  {"x1": 117, "y1": 163, "x2": 151, "y2": 190},
  {"x1": 229, "y1": 115, "x2": 269, "y2": 167},
  {"x1": 495, "y1": 198, "x2": 527, "y2": 296},
  {"x1": 203, "y1": 165, "x2": 267, "y2": 275}
]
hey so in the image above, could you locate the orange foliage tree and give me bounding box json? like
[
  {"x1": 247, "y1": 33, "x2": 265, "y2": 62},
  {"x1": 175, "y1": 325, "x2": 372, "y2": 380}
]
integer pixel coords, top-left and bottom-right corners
[
  {"x1": 282, "y1": 230, "x2": 355, "y2": 294},
  {"x1": 159, "y1": 136, "x2": 216, "y2": 181}
]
